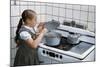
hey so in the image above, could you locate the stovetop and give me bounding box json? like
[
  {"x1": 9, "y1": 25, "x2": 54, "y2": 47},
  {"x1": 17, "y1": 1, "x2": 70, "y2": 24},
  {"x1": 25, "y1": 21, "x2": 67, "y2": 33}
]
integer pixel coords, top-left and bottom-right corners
[
  {"x1": 44, "y1": 37, "x2": 94, "y2": 54},
  {"x1": 44, "y1": 37, "x2": 79, "y2": 51}
]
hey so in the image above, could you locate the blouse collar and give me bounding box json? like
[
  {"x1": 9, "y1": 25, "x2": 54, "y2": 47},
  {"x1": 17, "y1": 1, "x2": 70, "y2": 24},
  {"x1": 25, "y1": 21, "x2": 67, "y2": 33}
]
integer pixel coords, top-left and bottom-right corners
[{"x1": 22, "y1": 25, "x2": 35, "y2": 33}]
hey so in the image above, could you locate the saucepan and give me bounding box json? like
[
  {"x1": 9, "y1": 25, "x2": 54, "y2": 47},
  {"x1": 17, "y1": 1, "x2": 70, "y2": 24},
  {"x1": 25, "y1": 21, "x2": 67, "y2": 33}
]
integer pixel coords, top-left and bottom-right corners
[
  {"x1": 44, "y1": 19, "x2": 61, "y2": 46},
  {"x1": 67, "y1": 32, "x2": 80, "y2": 44},
  {"x1": 44, "y1": 32, "x2": 61, "y2": 46}
]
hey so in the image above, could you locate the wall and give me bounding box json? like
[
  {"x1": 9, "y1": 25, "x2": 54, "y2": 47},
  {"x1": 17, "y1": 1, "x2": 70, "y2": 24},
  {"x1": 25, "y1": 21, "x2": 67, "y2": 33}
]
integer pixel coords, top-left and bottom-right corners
[{"x1": 10, "y1": 0, "x2": 96, "y2": 66}]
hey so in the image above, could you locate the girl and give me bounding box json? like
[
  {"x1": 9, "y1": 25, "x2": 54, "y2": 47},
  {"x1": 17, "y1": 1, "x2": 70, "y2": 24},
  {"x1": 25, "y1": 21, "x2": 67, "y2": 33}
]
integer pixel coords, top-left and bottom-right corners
[{"x1": 14, "y1": 9, "x2": 47, "y2": 66}]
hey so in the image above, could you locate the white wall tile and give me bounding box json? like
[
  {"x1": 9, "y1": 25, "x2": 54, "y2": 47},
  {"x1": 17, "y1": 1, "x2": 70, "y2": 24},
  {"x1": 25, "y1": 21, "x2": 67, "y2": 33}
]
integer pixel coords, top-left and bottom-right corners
[
  {"x1": 11, "y1": 38, "x2": 16, "y2": 48},
  {"x1": 11, "y1": 58, "x2": 14, "y2": 66},
  {"x1": 53, "y1": 7, "x2": 59, "y2": 16},
  {"x1": 65, "y1": 18, "x2": 72, "y2": 21},
  {"x1": 40, "y1": 2, "x2": 46, "y2": 6},
  {"x1": 72, "y1": 4, "x2": 80, "y2": 10},
  {"x1": 59, "y1": 3, "x2": 66, "y2": 8},
  {"x1": 11, "y1": 1, "x2": 19, "y2": 5},
  {"x1": 11, "y1": 17, "x2": 20, "y2": 27},
  {"x1": 53, "y1": 3, "x2": 59, "y2": 7},
  {"x1": 37, "y1": 15, "x2": 41, "y2": 22},
  {"x1": 80, "y1": 11, "x2": 88, "y2": 21},
  {"x1": 27, "y1": 1, "x2": 35, "y2": 6},
  {"x1": 20, "y1": 1, "x2": 28, "y2": 5},
  {"x1": 59, "y1": 17, "x2": 65, "y2": 24},
  {"x1": 40, "y1": 6, "x2": 46, "y2": 14},
  {"x1": 80, "y1": 5, "x2": 88, "y2": 11},
  {"x1": 11, "y1": 6, "x2": 19, "y2": 16},
  {"x1": 88, "y1": 12, "x2": 95, "y2": 22},
  {"x1": 46, "y1": 3, "x2": 53, "y2": 6},
  {"x1": 80, "y1": 21, "x2": 88, "y2": 25},
  {"x1": 66, "y1": 9, "x2": 72, "y2": 18},
  {"x1": 40, "y1": 15, "x2": 46, "y2": 22},
  {"x1": 28, "y1": 6, "x2": 35, "y2": 11},
  {"x1": 20, "y1": 6, "x2": 28, "y2": 15},
  {"x1": 46, "y1": 15, "x2": 53, "y2": 21},
  {"x1": 10, "y1": 27, "x2": 17, "y2": 38},
  {"x1": 87, "y1": 22, "x2": 95, "y2": 32},
  {"x1": 34, "y1": 2, "x2": 41, "y2": 5},
  {"x1": 59, "y1": 8, "x2": 65, "y2": 17},
  {"x1": 11, "y1": 1, "x2": 14, "y2": 5},
  {"x1": 66, "y1": 4, "x2": 73, "y2": 9},
  {"x1": 89, "y1": 5, "x2": 95, "y2": 12},
  {"x1": 16, "y1": 1, "x2": 20, "y2": 5},
  {"x1": 52, "y1": 16, "x2": 59, "y2": 21},
  {"x1": 11, "y1": 48, "x2": 16, "y2": 59},
  {"x1": 73, "y1": 10, "x2": 80, "y2": 20},
  {"x1": 46, "y1": 6, "x2": 52, "y2": 15},
  {"x1": 35, "y1": 6, "x2": 41, "y2": 14}
]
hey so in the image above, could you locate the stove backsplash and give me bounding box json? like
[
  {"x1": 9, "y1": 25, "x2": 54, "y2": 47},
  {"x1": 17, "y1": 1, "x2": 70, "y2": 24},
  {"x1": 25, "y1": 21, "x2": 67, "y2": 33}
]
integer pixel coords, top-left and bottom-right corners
[{"x1": 10, "y1": 0, "x2": 95, "y2": 66}]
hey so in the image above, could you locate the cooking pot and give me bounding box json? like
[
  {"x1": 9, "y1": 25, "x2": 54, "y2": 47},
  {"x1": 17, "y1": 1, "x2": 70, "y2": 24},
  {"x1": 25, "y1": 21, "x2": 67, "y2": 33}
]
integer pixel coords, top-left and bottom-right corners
[
  {"x1": 44, "y1": 19, "x2": 61, "y2": 46},
  {"x1": 45, "y1": 32, "x2": 61, "y2": 46},
  {"x1": 67, "y1": 32, "x2": 80, "y2": 44}
]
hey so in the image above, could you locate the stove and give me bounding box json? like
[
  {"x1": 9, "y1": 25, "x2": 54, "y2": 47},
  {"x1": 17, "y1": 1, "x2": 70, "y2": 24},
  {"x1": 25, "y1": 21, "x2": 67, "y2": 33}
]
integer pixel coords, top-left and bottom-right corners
[{"x1": 38, "y1": 25, "x2": 95, "y2": 64}]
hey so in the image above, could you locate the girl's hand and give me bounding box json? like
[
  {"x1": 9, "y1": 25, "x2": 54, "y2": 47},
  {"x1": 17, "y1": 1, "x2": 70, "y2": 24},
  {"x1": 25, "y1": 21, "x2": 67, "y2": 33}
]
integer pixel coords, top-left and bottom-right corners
[
  {"x1": 37, "y1": 22, "x2": 45, "y2": 33},
  {"x1": 33, "y1": 28, "x2": 47, "y2": 43},
  {"x1": 42, "y1": 28, "x2": 48, "y2": 34}
]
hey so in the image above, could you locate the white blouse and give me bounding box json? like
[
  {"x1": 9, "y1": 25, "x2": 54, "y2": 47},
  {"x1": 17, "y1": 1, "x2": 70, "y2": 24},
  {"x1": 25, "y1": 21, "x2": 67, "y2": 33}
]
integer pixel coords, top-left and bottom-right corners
[{"x1": 20, "y1": 25, "x2": 35, "y2": 40}]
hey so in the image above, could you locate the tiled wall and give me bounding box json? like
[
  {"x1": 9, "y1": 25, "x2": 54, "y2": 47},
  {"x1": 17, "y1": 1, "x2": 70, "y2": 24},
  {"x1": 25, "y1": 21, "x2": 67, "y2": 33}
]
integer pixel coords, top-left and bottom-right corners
[{"x1": 10, "y1": 0, "x2": 96, "y2": 66}]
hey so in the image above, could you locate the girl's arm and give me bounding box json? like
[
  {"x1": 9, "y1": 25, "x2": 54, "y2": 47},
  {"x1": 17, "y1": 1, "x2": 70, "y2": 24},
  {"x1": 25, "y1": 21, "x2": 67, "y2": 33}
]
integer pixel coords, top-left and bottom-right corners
[{"x1": 24, "y1": 28, "x2": 47, "y2": 48}]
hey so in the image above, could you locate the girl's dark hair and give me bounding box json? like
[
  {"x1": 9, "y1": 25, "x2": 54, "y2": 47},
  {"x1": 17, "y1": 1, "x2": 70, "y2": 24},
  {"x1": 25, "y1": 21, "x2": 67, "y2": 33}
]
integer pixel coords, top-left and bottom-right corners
[{"x1": 15, "y1": 9, "x2": 36, "y2": 45}]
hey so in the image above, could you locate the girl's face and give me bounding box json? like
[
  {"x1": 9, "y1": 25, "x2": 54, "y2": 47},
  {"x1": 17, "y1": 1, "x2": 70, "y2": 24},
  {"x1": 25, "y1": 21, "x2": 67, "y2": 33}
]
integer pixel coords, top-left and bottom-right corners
[
  {"x1": 26, "y1": 17, "x2": 37, "y2": 27},
  {"x1": 31, "y1": 17, "x2": 37, "y2": 27}
]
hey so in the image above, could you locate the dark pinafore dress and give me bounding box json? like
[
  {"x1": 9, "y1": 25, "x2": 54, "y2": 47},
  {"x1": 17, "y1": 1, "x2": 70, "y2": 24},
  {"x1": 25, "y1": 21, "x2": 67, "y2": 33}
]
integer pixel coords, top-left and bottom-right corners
[{"x1": 14, "y1": 26, "x2": 40, "y2": 66}]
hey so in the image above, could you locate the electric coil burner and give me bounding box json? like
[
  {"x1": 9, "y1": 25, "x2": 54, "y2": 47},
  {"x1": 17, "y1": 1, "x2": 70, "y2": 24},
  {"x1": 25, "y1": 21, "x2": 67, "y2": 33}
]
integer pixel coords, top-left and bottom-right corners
[{"x1": 45, "y1": 37, "x2": 81, "y2": 51}]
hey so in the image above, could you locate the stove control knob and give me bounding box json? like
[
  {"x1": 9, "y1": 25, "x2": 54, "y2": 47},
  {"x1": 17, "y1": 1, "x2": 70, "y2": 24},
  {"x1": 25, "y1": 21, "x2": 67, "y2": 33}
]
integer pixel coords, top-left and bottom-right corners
[
  {"x1": 48, "y1": 52, "x2": 55, "y2": 58},
  {"x1": 55, "y1": 54, "x2": 58, "y2": 58},
  {"x1": 60, "y1": 55, "x2": 62, "y2": 59},
  {"x1": 42, "y1": 50, "x2": 45, "y2": 54},
  {"x1": 46, "y1": 51, "x2": 49, "y2": 55}
]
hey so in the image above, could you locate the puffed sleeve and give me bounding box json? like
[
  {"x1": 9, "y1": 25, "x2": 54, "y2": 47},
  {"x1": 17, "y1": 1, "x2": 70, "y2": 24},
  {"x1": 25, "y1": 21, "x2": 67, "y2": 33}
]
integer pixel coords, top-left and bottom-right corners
[{"x1": 20, "y1": 31, "x2": 32, "y2": 40}]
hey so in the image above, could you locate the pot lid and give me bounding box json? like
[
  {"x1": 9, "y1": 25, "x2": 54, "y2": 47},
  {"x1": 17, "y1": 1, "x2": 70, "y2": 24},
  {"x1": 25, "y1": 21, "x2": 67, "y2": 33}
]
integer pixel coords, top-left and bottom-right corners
[{"x1": 45, "y1": 19, "x2": 60, "y2": 31}]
